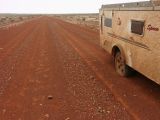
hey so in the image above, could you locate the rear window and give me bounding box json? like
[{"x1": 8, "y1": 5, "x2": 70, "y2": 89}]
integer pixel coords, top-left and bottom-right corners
[
  {"x1": 131, "y1": 20, "x2": 144, "y2": 35},
  {"x1": 104, "y1": 18, "x2": 112, "y2": 28}
]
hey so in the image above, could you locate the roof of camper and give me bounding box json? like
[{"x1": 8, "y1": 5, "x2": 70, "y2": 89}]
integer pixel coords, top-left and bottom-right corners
[{"x1": 101, "y1": 1, "x2": 160, "y2": 11}]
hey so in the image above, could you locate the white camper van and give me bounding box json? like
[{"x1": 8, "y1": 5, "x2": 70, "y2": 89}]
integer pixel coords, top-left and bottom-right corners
[{"x1": 99, "y1": 1, "x2": 160, "y2": 84}]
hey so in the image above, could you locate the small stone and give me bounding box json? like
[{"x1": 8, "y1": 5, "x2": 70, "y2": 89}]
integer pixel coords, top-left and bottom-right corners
[
  {"x1": 107, "y1": 110, "x2": 111, "y2": 114},
  {"x1": 98, "y1": 107, "x2": 103, "y2": 113},
  {"x1": 98, "y1": 106, "x2": 102, "y2": 109},
  {"x1": 45, "y1": 114, "x2": 49, "y2": 118},
  {"x1": 2, "y1": 109, "x2": 6, "y2": 114},
  {"x1": 8, "y1": 77, "x2": 12, "y2": 80},
  {"x1": 0, "y1": 48, "x2": 3, "y2": 50},
  {"x1": 65, "y1": 117, "x2": 70, "y2": 120},
  {"x1": 102, "y1": 109, "x2": 106, "y2": 113},
  {"x1": 48, "y1": 95, "x2": 53, "y2": 100},
  {"x1": 90, "y1": 76, "x2": 94, "y2": 80}
]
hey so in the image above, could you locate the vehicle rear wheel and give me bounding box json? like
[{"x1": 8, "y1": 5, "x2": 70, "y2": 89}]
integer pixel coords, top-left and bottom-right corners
[{"x1": 114, "y1": 51, "x2": 132, "y2": 77}]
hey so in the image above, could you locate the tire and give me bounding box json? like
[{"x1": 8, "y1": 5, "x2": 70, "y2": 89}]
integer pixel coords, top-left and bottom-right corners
[{"x1": 114, "y1": 51, "x2": 133, "y2": 77}]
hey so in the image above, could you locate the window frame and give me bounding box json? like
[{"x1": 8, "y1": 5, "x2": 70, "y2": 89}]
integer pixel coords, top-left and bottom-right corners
[
  {"x1": 104, "y1": 18, "x2": 112, "y2": 28},
  {"x1": 131, "y1": 19, "x2": 145, "y2": 36}
]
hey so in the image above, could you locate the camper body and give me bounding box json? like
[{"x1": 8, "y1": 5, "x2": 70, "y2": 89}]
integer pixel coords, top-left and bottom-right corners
[{"x1": 100, "y1": 1, "x2": 160, "y2": 84}]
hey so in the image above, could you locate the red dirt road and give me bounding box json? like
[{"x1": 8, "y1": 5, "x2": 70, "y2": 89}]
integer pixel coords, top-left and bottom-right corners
[{"x1": 0, "y1": 17, "x2": 160, "y2": 120}]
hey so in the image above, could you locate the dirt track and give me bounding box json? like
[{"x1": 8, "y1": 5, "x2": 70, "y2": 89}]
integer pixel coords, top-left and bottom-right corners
[{"x1": 0, "y1": 17, "x2": 160, "y2": 120}]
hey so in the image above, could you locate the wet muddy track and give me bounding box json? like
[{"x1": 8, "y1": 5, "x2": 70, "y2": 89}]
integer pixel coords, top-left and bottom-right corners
[{"x1": 0, "y1": 17, "x2": 159, "y2": 120}]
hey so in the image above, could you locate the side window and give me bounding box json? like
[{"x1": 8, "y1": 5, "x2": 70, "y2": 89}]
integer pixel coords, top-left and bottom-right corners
[
  {"x1": 104, "y1": 18, "x2": 112, "y2": 28},
  {"x1": 131, "y1": 20, "x2": 144, "y2": 35}
]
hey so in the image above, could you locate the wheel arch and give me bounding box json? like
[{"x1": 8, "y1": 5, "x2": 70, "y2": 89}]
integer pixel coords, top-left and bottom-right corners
[{"x1": 111, "y1": 44, "x2": 126, "y2": 62}]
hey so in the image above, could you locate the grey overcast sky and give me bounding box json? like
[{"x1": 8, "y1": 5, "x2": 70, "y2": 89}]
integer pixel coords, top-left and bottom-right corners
[{"x1": 0, "y1": 0, "x2": 148, "y2": 14}]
